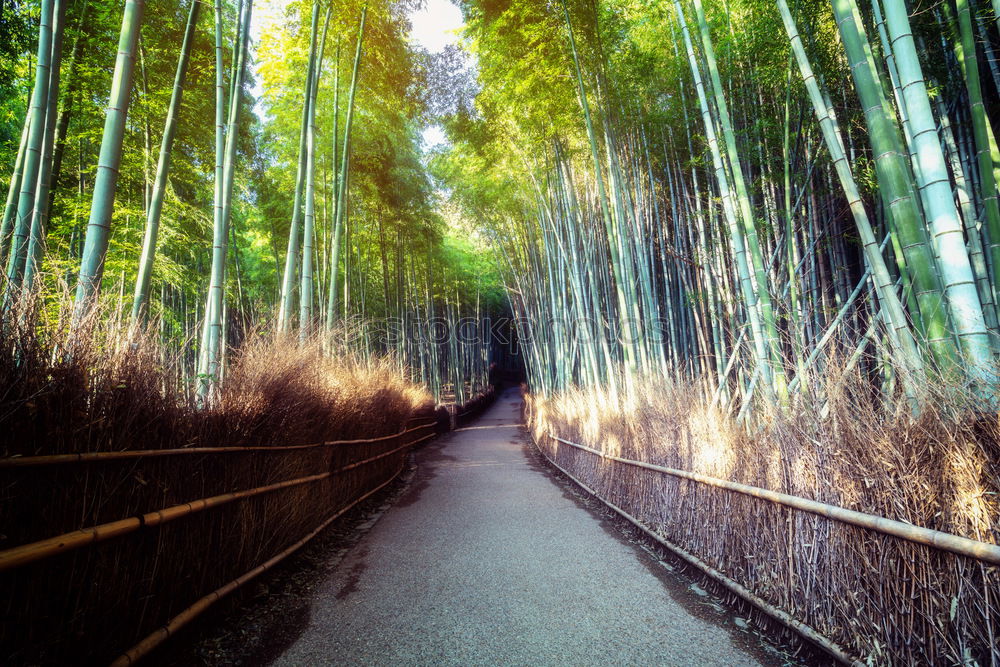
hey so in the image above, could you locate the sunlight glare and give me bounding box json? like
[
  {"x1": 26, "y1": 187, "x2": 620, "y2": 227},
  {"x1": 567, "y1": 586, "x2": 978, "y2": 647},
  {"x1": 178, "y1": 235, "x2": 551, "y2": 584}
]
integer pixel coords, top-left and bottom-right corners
[{"x1": 409, "y1": 0, "x2": 464, "y2": 53}]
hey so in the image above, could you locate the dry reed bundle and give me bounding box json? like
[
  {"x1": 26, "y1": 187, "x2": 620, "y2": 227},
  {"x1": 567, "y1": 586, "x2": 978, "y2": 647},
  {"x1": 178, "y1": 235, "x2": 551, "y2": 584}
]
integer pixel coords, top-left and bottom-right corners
[{"x1": 527, "y1": 368, "x2": 1000, "y2": 665}]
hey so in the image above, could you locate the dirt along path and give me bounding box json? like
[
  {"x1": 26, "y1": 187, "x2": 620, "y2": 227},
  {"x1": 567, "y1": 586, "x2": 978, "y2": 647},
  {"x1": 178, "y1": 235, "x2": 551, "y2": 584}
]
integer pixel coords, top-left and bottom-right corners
[{"x1": 270, "y1": 387, "x2": 791, "y2": 666}]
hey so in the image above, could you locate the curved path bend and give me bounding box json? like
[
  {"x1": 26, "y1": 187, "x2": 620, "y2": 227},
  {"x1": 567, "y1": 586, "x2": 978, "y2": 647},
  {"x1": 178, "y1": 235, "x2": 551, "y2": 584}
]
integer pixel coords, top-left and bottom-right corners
[{"x1": 272, "y1": 387, "x2": 784, "y2": 666}]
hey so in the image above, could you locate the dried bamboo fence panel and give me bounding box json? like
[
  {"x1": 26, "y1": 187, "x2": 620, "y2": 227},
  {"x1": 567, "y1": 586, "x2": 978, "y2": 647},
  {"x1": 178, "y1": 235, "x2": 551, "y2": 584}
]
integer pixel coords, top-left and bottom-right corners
[{"x1": 0, "y1": 411, "x2": 447, "y2": 664}]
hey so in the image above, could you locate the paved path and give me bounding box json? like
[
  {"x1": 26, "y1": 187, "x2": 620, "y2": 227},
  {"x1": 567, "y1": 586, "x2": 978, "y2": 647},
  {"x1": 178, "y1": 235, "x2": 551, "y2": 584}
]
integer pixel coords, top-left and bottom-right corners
[{"x1": 272, "y1": 388, "x2": 781, "y2": 666}]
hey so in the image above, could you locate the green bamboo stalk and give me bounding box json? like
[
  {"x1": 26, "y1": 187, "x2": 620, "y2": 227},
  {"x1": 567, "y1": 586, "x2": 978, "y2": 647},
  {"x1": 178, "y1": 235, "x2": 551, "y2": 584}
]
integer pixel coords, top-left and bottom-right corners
[
  {"x1": 1, "y1": 115, "x2": 31, "y2": 268},
  {"x1": 674, "y1": 0, "x2": 775, "y2": 399},
  {"x1": 131, "y1": 0, "x2": 201, "y2": 321},
  {"x1": 23, "y1": 0, "x2": 67, "y2": 293},
  {"x1": 278, "y1": 2, "x2": 321, "y2": 333},
  {"x1": 326, "y1": 6, "x2": 367, "y2": 330},
  {"x1": 776, "y1": 0, "x2": 925, "y2": 402},
  {"x1": 692, "y1": 0, "x2": 786, "y2": 398},
  {"x1": 935, "y1": 93, "x2": 998, "y2": 333},
  {"x1": 560, "y1": 1, "x2": 641, "y2": 383},
  {"x1": 6, "y1": 0, "x2": 55, "y2": 294},
  {"x1": 197, "y1": 0, "x2": 252, "y2": 397},
  {"x1": 955, "y1": 0, "x2": 1000, "y2": 320},
  {"x1": 72, "y1": 0, "x2": 144, "y2": 324},
  {"x1": 830, "y1": 0, "x2": 955, "y2": 369},
  {"x1": 881, "y1": 0, "x2": 995, "y2": 372},
  {"x1": 300, "y1": 3, "x2": 329, "y2": 339},
  {"x1": 197, "y1": 0, "x2": 227, "y2": 378}
]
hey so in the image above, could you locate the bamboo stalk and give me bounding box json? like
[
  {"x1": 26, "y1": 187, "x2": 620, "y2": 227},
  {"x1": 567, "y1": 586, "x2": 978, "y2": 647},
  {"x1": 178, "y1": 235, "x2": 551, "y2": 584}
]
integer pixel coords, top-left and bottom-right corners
[
  {"x1": 72, "y1": 0, "x2": 145, "y2": 323},
  {"x1": 131, "y1": 0, "x2": 202, "y2": 321}
]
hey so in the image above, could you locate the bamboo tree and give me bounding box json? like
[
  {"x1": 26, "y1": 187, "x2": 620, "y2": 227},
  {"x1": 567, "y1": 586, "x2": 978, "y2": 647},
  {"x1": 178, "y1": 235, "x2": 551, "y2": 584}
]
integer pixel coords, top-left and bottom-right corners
[
  {"x1": 775, "y1": 0, "x2": 922, "y2": 388},
  {"x1": 326, "y1": 5, "x2": 367, "y2": 329},
  {"x1": 278, "y1": 2, "x2": 321, "y2": 333},
  {"x1": 935, "y1": 92, "x2": 998, "y2": 334},
  {"x1": 300, "y1": 2, "x2": 328, "y2": 339},
  {"x1": 1, "y1": 116, "x2": 31, "y2": 267},
  {"x1": 196, "y1": 0, "x2": 227, "y2": 379},
  {"x1": 881, "y1": 0, "x2": 995, "y2": 374},
  {"x1": 674, "y1": 0, "x2": 776, "y2": 399},
  {"x1": 23, "y1": 0, "x2": 68, "y2": 293},
  {"x1": 198, "y1": 0, "x2": 253, "y2": 397},
  {"x1": 6, "y1": 0, "x2": 55, "y2": 295},
  {"x1": 72, "y1": 0, "x2": 145, "y2": 324},
  {"x1": 562, "y1": 1, "x2": 638, "y2": 386},
  {"x1": 47, "y1": 0, "x2": 90, "y2": 215},
  {"x1": 131, "y1": 0, "x2": 202, "y2": 322},
  {"x1": 692, "y1": 0, "x2": 787, "y2": 398},
  {"x1": 954, "y1": 0, "x2": 1000, "y2": 317},
  {"x1": 830, "y1": 0, "x2": 956, "y2": 369}
]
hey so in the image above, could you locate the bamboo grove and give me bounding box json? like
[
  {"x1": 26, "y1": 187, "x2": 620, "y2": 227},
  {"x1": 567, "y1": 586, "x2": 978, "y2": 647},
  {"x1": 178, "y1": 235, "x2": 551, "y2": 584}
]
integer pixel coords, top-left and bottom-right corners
[
  {"x1": 436, "y1": 0, "x2": 1000, "y2": 415},
  {"x1": 0, "y1": 0, "x2": 503, "y2": 405}
]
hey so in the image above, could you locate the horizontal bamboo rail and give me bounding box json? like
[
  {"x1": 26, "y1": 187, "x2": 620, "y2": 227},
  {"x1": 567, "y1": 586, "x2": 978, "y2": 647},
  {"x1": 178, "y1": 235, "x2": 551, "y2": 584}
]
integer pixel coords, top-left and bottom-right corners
[
  {"x1": 547, "y1": 433, "x2": 1000, "y2": 566},
  {"x1": 110, "y1": 458, "x2": 408, "y2": 667},
  {"x1": 0, "y1": 420, "x2": 437, "y2": 468},
  {"x1": 534, "y1": 436, "x2": 863, "y2": 666},
  {"x1": 0, "y1": 431, "x2": 434, "y2": 572}
]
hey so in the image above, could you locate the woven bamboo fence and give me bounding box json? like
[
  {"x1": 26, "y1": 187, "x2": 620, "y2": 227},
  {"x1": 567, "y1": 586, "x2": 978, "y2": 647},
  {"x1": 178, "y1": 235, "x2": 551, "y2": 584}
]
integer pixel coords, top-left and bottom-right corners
[{"x1": 0, "y1": 409, "x2": 452, "y2": 664}]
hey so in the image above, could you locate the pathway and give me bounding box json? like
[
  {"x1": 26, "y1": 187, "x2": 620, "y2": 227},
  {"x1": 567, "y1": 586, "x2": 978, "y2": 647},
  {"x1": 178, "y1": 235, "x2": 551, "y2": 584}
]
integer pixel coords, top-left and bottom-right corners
[{"x1": 272, "y1": 387, "x2": 782, "y2": 666}]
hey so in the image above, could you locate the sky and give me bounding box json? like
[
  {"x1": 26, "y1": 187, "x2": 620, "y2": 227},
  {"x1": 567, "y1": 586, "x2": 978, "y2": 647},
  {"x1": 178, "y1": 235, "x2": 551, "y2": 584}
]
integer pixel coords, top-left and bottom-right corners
[
  {"x1": 408, "y1": 0, "x2": 465, "y2": 149},
  {"x1": 409, "y1": 0, "x2": 465, "y2": 53}
]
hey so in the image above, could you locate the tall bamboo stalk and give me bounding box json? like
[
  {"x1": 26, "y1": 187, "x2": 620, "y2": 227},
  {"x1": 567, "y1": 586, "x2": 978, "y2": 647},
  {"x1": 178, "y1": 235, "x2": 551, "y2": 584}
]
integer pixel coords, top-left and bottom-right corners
[
  {"x1": 776, "y1": 0, "x2": 922, "y2": 398},
  {"x1": 830, "y1": 0, "x2": 956, "y2": 369},
  {"x1": 22, "y1": 0, "x2": 67, "y2": 293},
  {"x1": 882, "y1": 0, "x2": 995, "y2": 376},
  {"x1": 131, "y1": 0, "x2": 201, "y2": 321},
  {"x1": 300, "y1": 3, "x2": 329, "y2": 339},
  {"x1": 0, "y1": 114, "x2": 31, "y2": 270},
  {"x1": 198, "y1": 0, "x2": 253, "y2": 397},
  {"x1": 278, "y1": 2, "x2": 321, "y2": 333},
  {"x1": 6, "y1": 0, "x2": 55, "y2": 296},
  {"x1": 326, "y1": 6, "x2": 367, "y2": 330},
  {"x1": 72, "y1": 0, "x2": 144, "y2": 324}
]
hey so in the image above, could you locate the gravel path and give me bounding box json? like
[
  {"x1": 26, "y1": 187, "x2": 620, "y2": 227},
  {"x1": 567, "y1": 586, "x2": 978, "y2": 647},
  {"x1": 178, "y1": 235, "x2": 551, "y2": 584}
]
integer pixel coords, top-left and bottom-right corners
[{"x1": 271, "y1": 387, "x2": 784, "y2": 666}]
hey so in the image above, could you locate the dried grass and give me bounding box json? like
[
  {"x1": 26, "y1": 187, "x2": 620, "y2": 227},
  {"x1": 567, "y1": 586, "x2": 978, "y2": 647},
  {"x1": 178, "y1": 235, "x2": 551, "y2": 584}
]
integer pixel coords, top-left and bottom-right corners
[
  {"x1": 0, "y1": 296, "x2": 432, "y2": 664},
  {"x1": 527, "y1": 366, "x2": 1000, "y2": 665}
]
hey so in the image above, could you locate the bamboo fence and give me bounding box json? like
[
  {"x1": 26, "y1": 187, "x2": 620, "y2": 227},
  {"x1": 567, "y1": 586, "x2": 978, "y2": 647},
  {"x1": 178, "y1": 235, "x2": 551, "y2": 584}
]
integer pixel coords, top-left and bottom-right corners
[
  {"x1": 526, "y1": 396, "x2": 1000, "y2": 665},
  {"x1": 0, "y1": 392, "x2": 491, "y2": 664}
]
